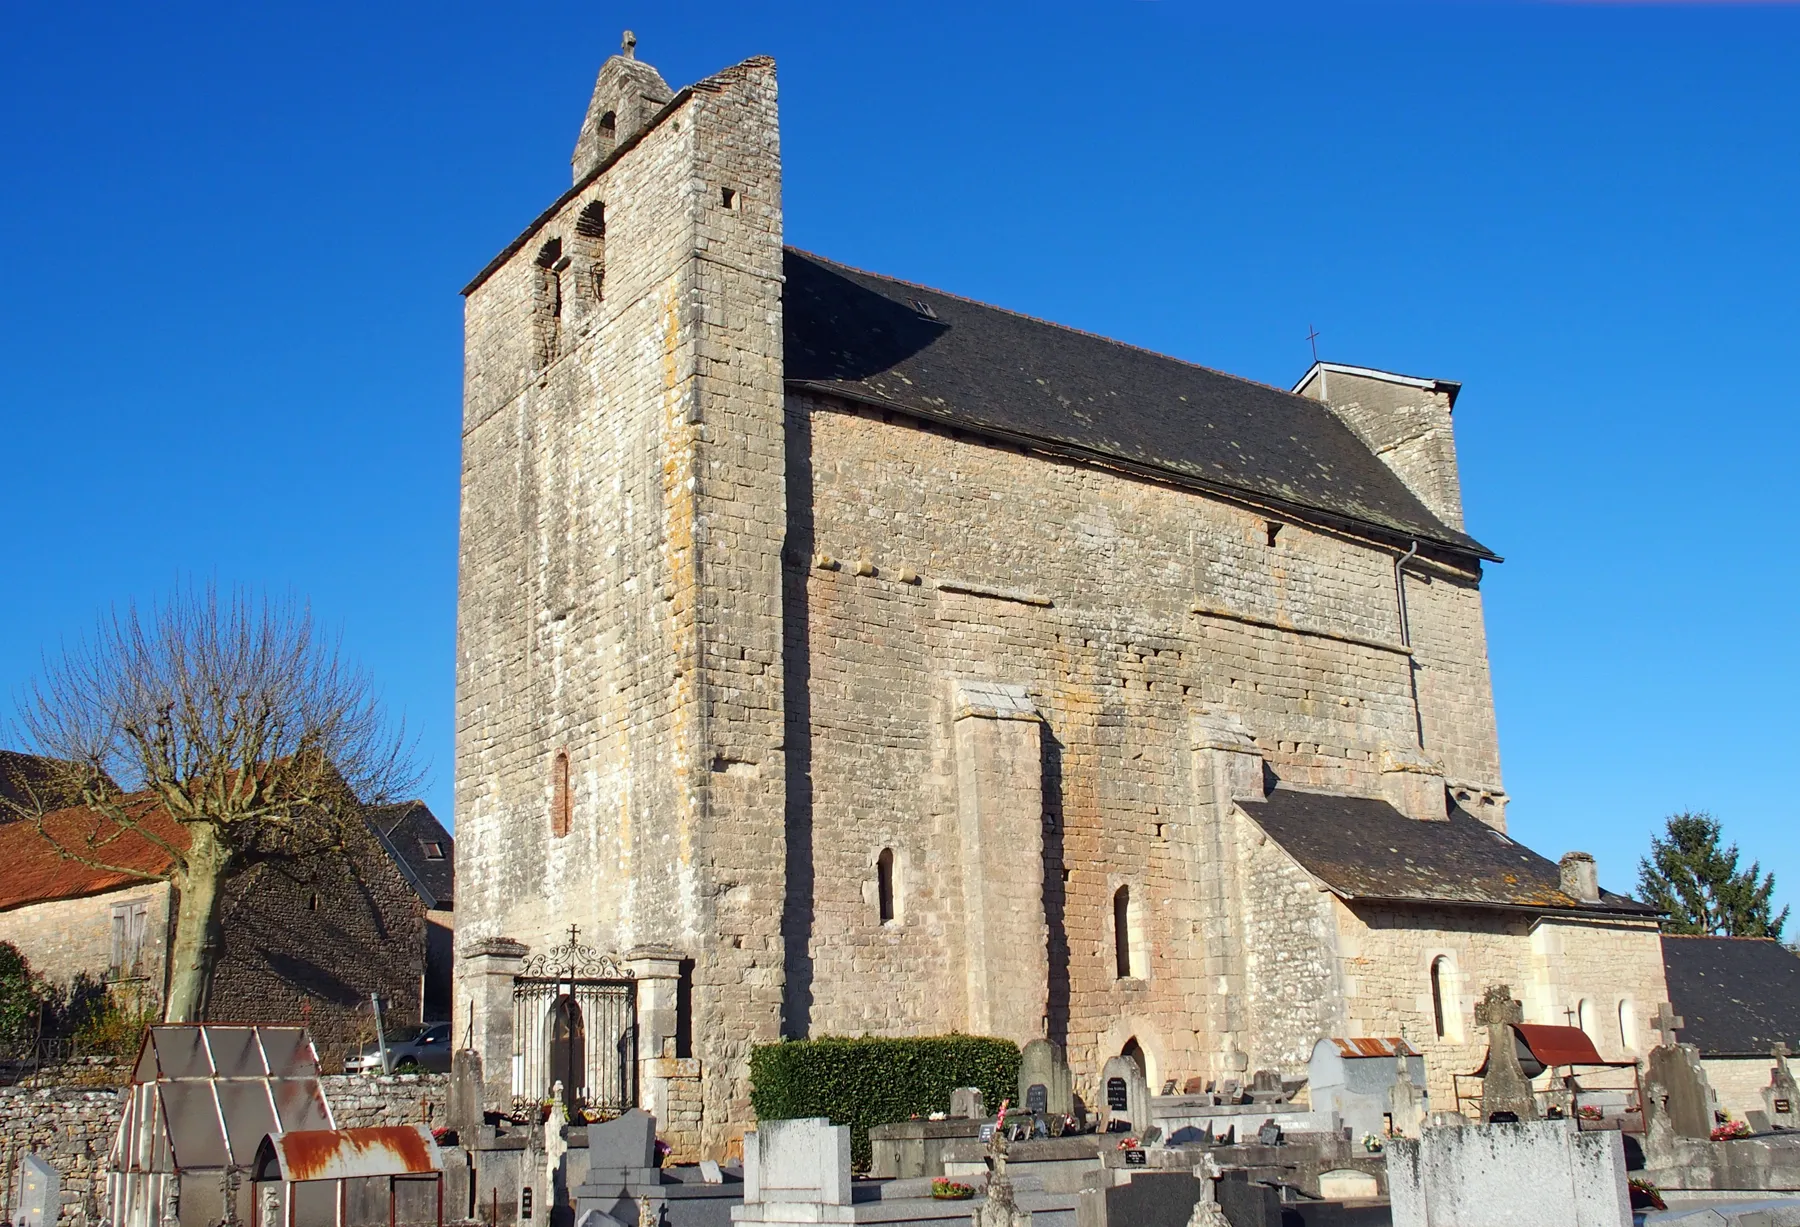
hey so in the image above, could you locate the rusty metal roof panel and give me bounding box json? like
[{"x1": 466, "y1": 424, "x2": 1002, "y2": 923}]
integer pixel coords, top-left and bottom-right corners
[
  {"x1": 1331, "y1": 1037, "x2": 1415, "y2": 1059},
  {"x1": 255, "y1": 1127, "x2": 441, "y2": 1183},
  {"x1": 1238, "y1": 789, "x2": 1656, "y2": 915}
]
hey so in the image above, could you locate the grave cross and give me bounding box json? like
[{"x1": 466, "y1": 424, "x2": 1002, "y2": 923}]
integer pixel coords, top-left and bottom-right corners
[
  {"x1": 1651, "y1": 1003, "x2": 1685, "y2": 1048},
  {"x1": 1774, "y1": 1042, "x2": 1791, "y2": 1062},
  {"x1": 1474, "y1": 985, "x2": 1523, "y2": 1031}
]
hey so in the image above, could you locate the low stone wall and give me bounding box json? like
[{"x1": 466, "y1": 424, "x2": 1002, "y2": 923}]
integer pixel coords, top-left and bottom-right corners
[
  {"x1": 318, "y1": 1073, "x2": 452, "y2": 1130},
  {"x1": 0, "y1": 1085, "x2": 127, "y2": 1223},
  {"x1": 1, "y1": 1074, "x2": 450, "y2": 1223}
]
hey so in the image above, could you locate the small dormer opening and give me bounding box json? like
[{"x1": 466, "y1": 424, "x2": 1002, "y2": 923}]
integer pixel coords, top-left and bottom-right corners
[{"x1": 599, "y1": 111, "x2": 616, "y2": 139}]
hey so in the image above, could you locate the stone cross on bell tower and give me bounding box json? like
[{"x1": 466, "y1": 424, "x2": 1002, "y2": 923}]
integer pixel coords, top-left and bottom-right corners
[{"x1": 1474, "y1": 984, "x2": 1538, "y2": 1122}]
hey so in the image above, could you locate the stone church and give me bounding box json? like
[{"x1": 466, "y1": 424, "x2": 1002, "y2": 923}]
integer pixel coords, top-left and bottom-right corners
[{"x1": 452, "y1": 42, "x2": 1669, "y2": 1158}]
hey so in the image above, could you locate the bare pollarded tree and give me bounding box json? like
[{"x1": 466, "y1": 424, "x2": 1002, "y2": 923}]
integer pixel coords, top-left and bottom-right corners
[{"x1": 2, "y1": 585, "x2": 418, "y2": 1021}]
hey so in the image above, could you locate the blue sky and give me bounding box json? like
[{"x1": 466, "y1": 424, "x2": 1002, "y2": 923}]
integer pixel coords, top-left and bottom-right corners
[{"x1": 3, "y1": 2, "x2": 1796, "y2": 916}]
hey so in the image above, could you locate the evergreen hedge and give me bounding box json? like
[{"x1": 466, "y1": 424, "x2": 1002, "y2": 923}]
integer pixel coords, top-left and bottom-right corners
[{"x1": 749, "y1": 1034, "x2": 1020, "y2": 1169}]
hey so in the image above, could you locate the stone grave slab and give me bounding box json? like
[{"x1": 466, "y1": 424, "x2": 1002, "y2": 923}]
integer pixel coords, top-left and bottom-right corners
[
  {"x1": 951, "y1": 1086, "x2": 987, "y2": 1120},
  {"x1": 732, "y1": 1117, "x2": 854, "y2": 1226},
  {"x1": 1647, "y1": 1044, "x2": 1716, "y2": 1139},
  {"x1": 1018, "y1": 1039, "x2": 1073, "y2": 1118},
  {"x1": 1098, "y1": 1056, "x2": 1149, "y2": 1134},
  {"x1": 14, "y1": 1154, "x2": 61, "y2": 1227},
  {"x1": 570, "y1": 1109, "x2": 663, "y2": 1226}
]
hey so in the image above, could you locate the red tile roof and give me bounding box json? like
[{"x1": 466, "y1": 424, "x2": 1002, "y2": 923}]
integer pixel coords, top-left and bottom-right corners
[{"x1": 0, "y1": 801, "x2": 187, "y2": 911}]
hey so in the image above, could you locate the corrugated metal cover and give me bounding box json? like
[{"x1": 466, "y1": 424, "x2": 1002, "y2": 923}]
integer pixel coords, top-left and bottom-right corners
[
  {"x1": 1514, "y1": 1024, "x2": 1607, "y2": 1068},
  {"x1": 257, "y1": 1127, "x2": 441, "y2": 1182},
  {"x1": 1329, "y1": 1037, "x2": 1415, "y2": 1059}
]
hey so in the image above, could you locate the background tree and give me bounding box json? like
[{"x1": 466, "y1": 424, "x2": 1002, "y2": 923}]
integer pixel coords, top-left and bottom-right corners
[
  {"x1": 1, "y1": 586, "x2": 416, "y2": 1022},
  {"x1": 1638, "y1": 811, "x2": 1788, "y2": 939},
  {"x1": 0, "y1": 941, "x2": 49, "y2": 1059}
]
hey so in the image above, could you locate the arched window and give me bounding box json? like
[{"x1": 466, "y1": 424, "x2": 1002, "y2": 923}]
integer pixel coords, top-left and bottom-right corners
[
  {"x1": 1113, "y1": 886, "x2": 1142, "y2": 979},
  {"x1": 1618, "y1": 1000, "x2": 1638, "y2": 1053},
  {"x1": 551, "y1": 749, "x2": 572, "y2": 839},
  {"x1": 1577, "y1": 998, "x2": 1596, "y2": 1039},
  {"x1": 876, "y1": 848, "x2": 896, "y2": 924},
  {"x1": 1121, "y1": 1037, "x2": 1146, "y2": 1078},
  {"x1": 575, "y1": 201, "x2": 607, "y2": 303},
  {"x1": 534, "y1": 238, "x2": 566, "y2": 364},
  {"x1": 599, "y1": 111, "x2": 616, "y2": 139},
  {"x1": 1430, "y1": 956, "x2": 1451, "y2": 1040}
]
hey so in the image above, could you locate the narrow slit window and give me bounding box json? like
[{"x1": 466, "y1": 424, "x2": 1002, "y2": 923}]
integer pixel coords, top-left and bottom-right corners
[
  {"x1": 877, "y1": 848, "x2": 896, "y2": 924},
  {"x1": 551, "y1": 749, "x2": 572, "y2": 839},
  {"x1": 1430, "y1": 956, "x2": 1449, "y2": 1039},
  {"x1": 1114, "y1": 886, "x2": 1133, "y2": 979}
]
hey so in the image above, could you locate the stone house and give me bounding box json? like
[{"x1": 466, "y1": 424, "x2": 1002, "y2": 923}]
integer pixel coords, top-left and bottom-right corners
[
  {"x1": 0, "y1": 791, "x2": 442, "y2": 1065},
  {"x1": 450, "y1": 41, "x2": 1670, "y2": 1158},
  {"x1": 369, "y1": 800, "x2": 457, "y2": 1021},
  {"x1": 1662, "y1": 935, "x2": 1800, "y2": 1121}
]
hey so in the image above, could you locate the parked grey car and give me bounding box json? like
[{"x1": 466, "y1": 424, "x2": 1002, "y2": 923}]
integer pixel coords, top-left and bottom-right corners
[{"x1": 344, "y1": 1021, "x2": 453, "y2": 1074}]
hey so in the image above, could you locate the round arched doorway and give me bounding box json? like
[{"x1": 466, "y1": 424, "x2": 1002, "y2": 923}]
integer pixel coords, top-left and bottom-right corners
[{"x1": 547, "y1": 994, "x2": 586, "y2": 1114}]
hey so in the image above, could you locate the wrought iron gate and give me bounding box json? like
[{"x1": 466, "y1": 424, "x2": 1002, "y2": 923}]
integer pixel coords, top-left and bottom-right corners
[{"x1": 512, "y1": 927, "x2": 638, "y2": 1114}]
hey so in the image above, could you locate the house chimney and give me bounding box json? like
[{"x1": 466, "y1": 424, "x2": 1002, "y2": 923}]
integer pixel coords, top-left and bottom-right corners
[{"x1": 1559, "y1": 852, "x2": 1600, "y2": 903}]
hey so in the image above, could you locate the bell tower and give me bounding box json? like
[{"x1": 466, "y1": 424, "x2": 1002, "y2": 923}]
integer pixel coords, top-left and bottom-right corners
[
  {"x1": 571, "y1": 30, "x2": 674, "y2": 183},
  {"x1": 455, "y1": 39, "x2": 786, "y2": 1159}
]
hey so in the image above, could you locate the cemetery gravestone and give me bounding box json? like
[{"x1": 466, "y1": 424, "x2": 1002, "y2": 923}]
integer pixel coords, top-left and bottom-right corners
[
  {"x1": 447, "y1": 1048, "x2": 485, "y2": 1140},
  {"x1": 1099, "y1": 1056, "x2": 1150, "y2": 1134},
  {"x1": 731, "y1": 1117, "x2": 854, "y2": 1226},
  {"x1": 14, "y1": 1154, "x2": 61, "y2": 1227},
  {"x1": 1645, "y1": 1045, "x2": 1714, "y2": 1139},
  {"x1": 951, "y1": 1087, "x2": 987, "y2": 1120},
  {"x1": 572, "y1": 1109, "x2": 665, "y2": 1227},
  {"x1": 1763, "y1": 1043, "x2": 1799, "y2": 1130},
  {"x1": 1247, "y1": 1070, "x2": 1285, "y2": 1105},
  {"x1": 1473, "y1": 985, "x2": 1538, "y2": 1122},
  {"x1": 1017, "y1": 1039, "x2": 1073, "y2": 1117},
  {"x1": 1390, "y1": 1046, "x2": 1429, "y2": 1137}
]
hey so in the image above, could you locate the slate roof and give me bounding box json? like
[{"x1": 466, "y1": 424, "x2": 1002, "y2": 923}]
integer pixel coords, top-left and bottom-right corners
[
  {"x1": 0, "y1": 751, "x2": 104, "y2": 819},
  {"x1": 782, "y1": 249, "x2": 1495, "y2": 560},
  {"x1": 1662, "y1": 935, "x2": 1800, "y2": 1058},
  {"x1": 1237, "y1": 788, "x2": 1655, "y2": 915},
  {"x1": 367, "y1": 801, "x2": 453, "y2": 910}
]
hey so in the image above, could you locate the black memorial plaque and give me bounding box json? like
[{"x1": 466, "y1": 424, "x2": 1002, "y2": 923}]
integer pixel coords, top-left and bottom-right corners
[{"x1": 1107, "y1": 1077, "x2": 1129, "y2": 1110}]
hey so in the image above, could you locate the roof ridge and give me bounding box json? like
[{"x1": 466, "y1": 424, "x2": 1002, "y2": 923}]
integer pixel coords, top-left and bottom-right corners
[
  {"x1": 1664, "y1": 933, "x2": 1783, "y2": 942},
  {"x1": 783, "y1": 247, "x2": 1318, "y2": 406}
]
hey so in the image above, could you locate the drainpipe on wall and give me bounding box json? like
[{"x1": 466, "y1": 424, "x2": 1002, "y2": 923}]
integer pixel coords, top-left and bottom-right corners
[{"x1": 1394, "y1": 542, "x2": 1418, "y2": 649}]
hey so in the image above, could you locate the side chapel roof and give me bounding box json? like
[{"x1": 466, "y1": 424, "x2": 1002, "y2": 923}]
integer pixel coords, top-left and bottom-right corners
[
  {"x1": 1237, "y1": 787, "x2": 1655, "y2": 915},
  {"x1": 782, "y1": 249, "x2": 1495, "y2": 560},
  {"x1": 1662, "y1": 935, "x2": 1800, "y2": 1058}
]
